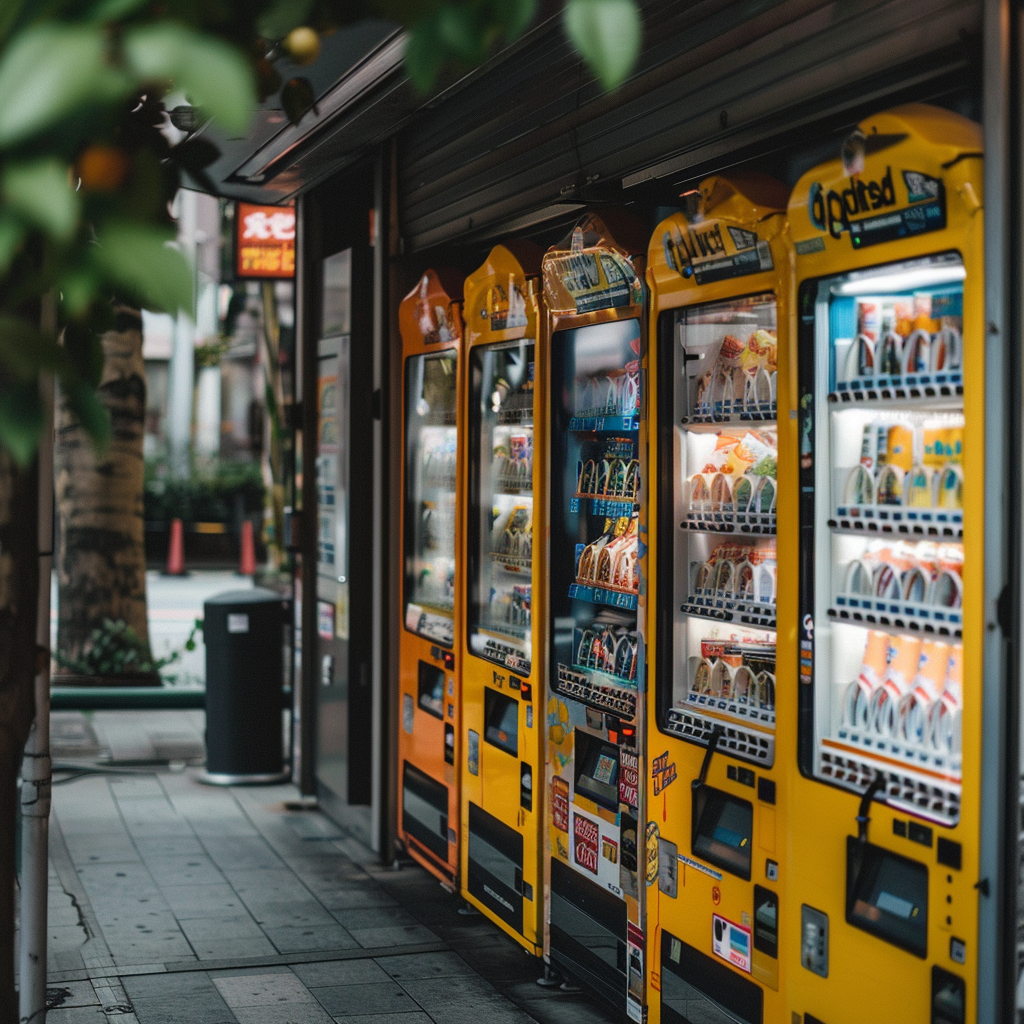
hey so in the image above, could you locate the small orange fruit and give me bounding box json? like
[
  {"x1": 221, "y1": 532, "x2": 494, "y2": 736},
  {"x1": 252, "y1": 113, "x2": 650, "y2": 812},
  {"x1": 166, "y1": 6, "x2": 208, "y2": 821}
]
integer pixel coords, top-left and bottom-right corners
[
  {"x1": 283, "y1": 26, "x2": 320, "y2": 66},
  {"x1": 77, "y1": 145, "x2": 130, "y2": 192}
]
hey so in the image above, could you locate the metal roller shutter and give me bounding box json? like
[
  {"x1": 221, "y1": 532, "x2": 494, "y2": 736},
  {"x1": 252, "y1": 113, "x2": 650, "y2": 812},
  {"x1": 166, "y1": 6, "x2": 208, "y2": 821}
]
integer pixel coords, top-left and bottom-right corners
[{"x1": 398, "y1": 0, "x2": 981, "y2": 252}]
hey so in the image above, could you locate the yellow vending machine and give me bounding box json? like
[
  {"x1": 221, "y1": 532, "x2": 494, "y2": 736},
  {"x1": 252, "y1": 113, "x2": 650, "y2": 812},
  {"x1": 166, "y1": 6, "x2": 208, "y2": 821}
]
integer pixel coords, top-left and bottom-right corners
[
  {"x1": 786, "y1": 104, "x2": 982, "y2": 1024},
  {"x1": 397, "y1": 269, "x2": 465, "y2": 886},
  {"x1": 645, "y1": 174, "x2": 795, "y2": 1024},
  {"x1": 459, "y1": 241, "x2": 546, "y2": 952},
  {"x1": 542, "y1": 214, "x2": 649, "y2": 1021}
]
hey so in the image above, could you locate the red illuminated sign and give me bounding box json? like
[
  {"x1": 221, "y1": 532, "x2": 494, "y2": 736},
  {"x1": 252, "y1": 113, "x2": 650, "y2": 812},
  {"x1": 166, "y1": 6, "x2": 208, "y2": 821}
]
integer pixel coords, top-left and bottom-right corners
[{"x1": 236, "y1": 203, "x2": 295, "y2": 279}]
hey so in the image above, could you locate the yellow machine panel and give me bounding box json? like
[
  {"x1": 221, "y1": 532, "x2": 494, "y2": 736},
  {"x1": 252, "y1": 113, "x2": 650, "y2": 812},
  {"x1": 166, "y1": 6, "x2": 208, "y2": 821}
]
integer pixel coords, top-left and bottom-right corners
[
  {"x1": 785, "y1": 104, "x2": 982, "y2": 1024},
  {"x1": 542, "y1": 214, "x2": 650, "y2": 1022},
  {"x1": 644, "y1": 174, "x2": 796, "y2": 1024},
  {"x1": 396, "y1": 269, "x2": 464, "y2": 885},
  {"x1": 459, "y1": 241, "x2": 546, "y2": 953}
]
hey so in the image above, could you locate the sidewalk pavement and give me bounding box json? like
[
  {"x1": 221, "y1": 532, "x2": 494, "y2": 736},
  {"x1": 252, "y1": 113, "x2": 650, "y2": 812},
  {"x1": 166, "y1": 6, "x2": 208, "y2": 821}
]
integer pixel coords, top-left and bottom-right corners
[{"x1": 32, "y1": 711, "x2": 617, "y2": 1024}]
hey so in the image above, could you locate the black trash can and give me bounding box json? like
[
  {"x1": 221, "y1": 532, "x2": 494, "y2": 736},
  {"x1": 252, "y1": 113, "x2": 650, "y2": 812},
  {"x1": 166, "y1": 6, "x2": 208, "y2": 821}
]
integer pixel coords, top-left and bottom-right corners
[{"x1": 200, "y1": 588, "x2": 290, "y2": 785}]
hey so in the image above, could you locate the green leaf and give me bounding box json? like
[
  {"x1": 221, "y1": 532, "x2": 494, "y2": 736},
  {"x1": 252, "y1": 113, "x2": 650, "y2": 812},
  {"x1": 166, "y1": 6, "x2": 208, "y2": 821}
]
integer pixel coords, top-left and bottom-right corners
[
  {"x1": 0, "y1": 23, "x2": 127, "y2": 146},
  {"x1": 258, "y1": 0, "x2": 315, "y2": 40},
  {"x1": 123, "y1": 24, "x2": 255, "y2": 136},
  {"x1": 404, "y1": 20, "x2": 446, "y2": 94},
  {"x1": 496, "y1": 0, "x2": 537, "y2": 39},
  {"x1": 3, "y1": 159, "x2": 80, "y2": 240},
  {"x1": 0, "y1": 214, "x2": 25, "y2": 276},
  {"x1": 0, "y1": 379, "x2": 43, "y2": 466},
  {"x1": 63, "y1": 378, "x2": 111, "y2": 451},
  {"x1": 563, "y1": 0, "x2": 641, "y2": 91},
  {"x1": 86, "y1": 0, "x2": 149, "y2": 21},
  {"x1": 93, "y1": 221, "x2": 194, "y2": 314},
  {"x1": 0, "y1": 314, "x2": 64, "y2": 379}
]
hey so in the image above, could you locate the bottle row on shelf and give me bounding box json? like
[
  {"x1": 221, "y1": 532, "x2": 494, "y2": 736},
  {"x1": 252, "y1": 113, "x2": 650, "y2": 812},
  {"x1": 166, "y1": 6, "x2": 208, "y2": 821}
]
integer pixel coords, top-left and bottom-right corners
[
  {"x1": 839, "y1": 289, "x2": 961, "y2": 388},
  {"x1": 688, "y1": 636, "x2": 776, "y2": 724},
  {"x1": 493, "y1": 433, "x2": 532, "y2": 491},
  {"x1": 833, "y1": 540, "x2": 963, "y2": 635},
  {"x1": 574, "y1": 515, "x2": 639, "y2": 596},
  {"x1": 571, "y1": 622, "x2": 639, "y2": 686},
  {"x1": 575, "y1": 367, "x2": 640, "y2": 420},
  {"x1": 689, "y1": 541, "x2": 777, "y2": 607},
  {"x1": 840, "y1": 630, "x2": 962, "y2": 758},
  {"x1": 491, "y1": 505, "x2": 533, "y2": 571},
  {"x1": 691, "y1": 329, "x2": 778, "y2": 423}
]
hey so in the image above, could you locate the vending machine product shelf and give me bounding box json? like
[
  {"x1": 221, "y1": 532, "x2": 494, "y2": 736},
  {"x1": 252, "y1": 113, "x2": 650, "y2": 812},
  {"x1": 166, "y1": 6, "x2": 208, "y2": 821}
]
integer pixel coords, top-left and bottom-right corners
[
  {"x1": 647, "y1": 173, "x2": 794, "y2": 1024},
  {"x1": 397, "y1": 269, "x2": 465, "y2": 885},
  {"x1": 787, "y1": 104, "x2": 982, "y2": 1024}
]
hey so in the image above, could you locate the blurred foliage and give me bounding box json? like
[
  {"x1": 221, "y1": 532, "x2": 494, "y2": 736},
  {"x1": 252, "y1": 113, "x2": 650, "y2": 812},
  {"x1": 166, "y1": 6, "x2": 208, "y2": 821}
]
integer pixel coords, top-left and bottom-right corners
[
  {"x1": 0, "y1": 0, "x2": 641, "y2": 465},
  {"x1": 144, "y1": 457, "x2": 265, "y2": 525},
  {"x1": 54, "y1": 615, "x2": 201, "y2": 680}
]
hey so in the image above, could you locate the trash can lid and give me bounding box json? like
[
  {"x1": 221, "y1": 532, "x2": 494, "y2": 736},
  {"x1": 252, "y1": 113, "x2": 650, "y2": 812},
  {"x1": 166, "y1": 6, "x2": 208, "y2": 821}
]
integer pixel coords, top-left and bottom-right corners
[{"x1": 205, "y1": 587, "x2": 287, "y2": 607}]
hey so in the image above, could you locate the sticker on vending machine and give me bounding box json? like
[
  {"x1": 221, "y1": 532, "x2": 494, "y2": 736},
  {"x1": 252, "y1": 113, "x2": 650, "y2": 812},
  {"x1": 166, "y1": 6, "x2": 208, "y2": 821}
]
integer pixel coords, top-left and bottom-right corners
[
  {"x1": 712, "y1": 914, "x2": 752, "y2": 974},
  {"x1": 551, "y1": 777, "x2": 569, "y2": 832}
]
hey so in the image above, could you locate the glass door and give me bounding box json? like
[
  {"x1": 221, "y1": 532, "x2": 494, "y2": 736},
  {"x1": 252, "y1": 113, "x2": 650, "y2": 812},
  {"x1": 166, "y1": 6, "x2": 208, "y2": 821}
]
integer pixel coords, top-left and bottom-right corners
[
  {"x1": 404, "y1": 350, "x2": 459, "y2": 647},
  {"x1": 467, "y1": 339, "x2": 535, "y2": 674},
  {"x1": 659, "y1": 293, "x2": 778, "y2": 767},
  {"x1": 549, "y1": 318, "x2": 642, "y2": 723},
  {"x1": 799, "y1": 252, "x2": 966, "y2": 826}
]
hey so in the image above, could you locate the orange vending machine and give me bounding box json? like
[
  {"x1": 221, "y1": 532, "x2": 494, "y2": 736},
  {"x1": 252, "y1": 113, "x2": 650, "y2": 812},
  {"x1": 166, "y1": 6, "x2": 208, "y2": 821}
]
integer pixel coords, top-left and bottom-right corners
[
  {"x1": 786, "y1": 105, "x2": 983, "y2": 1023},
  {"x1": 542, "y1": 215, "x2": 649, "y2": 1021},
  {"x1": 397, "y1": 269, "x2": 465, "y2": 885},
  {"x1": 645, "y1": 174, "x2": 795, "y2": 1024},
  {"x1": 459, "y1": 241, "x2": 546, "y2": 952}
]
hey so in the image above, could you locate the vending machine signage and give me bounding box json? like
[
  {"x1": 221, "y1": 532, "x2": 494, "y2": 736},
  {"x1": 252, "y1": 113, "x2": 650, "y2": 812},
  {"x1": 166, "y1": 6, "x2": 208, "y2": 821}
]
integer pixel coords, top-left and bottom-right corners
[
  {"x1": 459, "y1": 243, "x2": 547, "y2": 954},
  {"x1": 397, "y1": 269, "x2": 464, "y2": 886},
  {"x1": 786, "y1": 103, "x2": 983, "y2": 1024},
  {"x1": 543, "y1": 215, "x2": 648, "y2": 1022},
  {"x1": 646, "y1": 172, "x2": 794, "y2": 1024}
]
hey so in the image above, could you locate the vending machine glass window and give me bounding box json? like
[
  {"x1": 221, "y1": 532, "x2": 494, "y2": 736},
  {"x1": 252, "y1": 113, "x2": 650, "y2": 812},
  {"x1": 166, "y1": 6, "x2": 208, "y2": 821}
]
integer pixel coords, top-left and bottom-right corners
[
  {"x1": 660, "y1": 293, "x2": 778, "y2": 768},
  {"x1": 549, "y1": 317, "x2": 642, "y2": 726},
  {"x1": 800, "y1": 252, "x2": 966, "y2": 827},
  {"x1": 404, "y1": 350, "x2": 458, "y2": 646},
  {"x1": 467, "y1": 339, "x2": 535, "y2": 674}
]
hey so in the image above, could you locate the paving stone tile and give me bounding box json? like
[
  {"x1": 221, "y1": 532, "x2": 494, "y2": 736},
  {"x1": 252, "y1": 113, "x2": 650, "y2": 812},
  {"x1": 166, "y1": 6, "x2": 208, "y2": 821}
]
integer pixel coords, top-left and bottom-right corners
[
  {"x1": 213, "y1": 972, "x2": 314, "y2": 1007},
  {"x1": 292, "y1": 960, "x2": 389, "y2": 988},
  {"x1": 178, "y1": 914, "x2": 266, "y2": 942},
  {"x1": 103, "y1": 932, "x2": 195, "y2": 961},
  {"x1": 263, "y1": 924, "x2": 360, "y2": 955},
  {"x1": 191, "y1": 936, "x2": 280, "y2": 960},
  {"x1": 312, "y1": 981, "x2": 417, "y2": 1017},
  {"x1": 39, "y1": 1008, "x2": 107, "y2": 1024},
  {"x1": 159, "y1": 883, "x2": 244, "y2": 918},
  {"x1": 319, "y1": 888, "x2": 397, "y2": 913},
  {"x1": 246, "y1": 901, "x2": 338, "y2": 929},
  {"x1": 122, "y1": 970, "x2": 215, "y2": 1000},
  {"x1": 63, "y1": 834, "x2": 140, "y2": 864},
  {"x1": 375, "y1": 952, "x2": 475, "y2": 982},
  {"x1": 228, "y1": 870, "x2": 316, "y2": 904},
  {"x1": 330, "y1": 1016, "x2": 433, "y2": 1024},
  {"x1": 134, "y1": 837, "x2": 207, "y2": 858},
  {"x1": 334, "y1": 908, "x2": 420, "y2": 932},
  {"x1": 48, "y1": 924, "x2": 90, "y2": 953},
  {"x1": 395, "y1": 975, "x2": 497, "y2": 1011},
  {"x1": 349, "y1": 925, "x2": 438, "y2": 949},
  {"x1": 125, "y1": 992, "x2": 234, "y2": 1024},
  {"x1": 46, "y1": 980, "x2": 101, "y2": 1007},
  {"x1": 202, "y1": 837, "x2": 285, "y2": 870},
  {"x1": 232, "y1": 1005, "x2": 335, "y2": 1024},
  {"x1": 426, "y1": 1000, "x2": 536, "y2": 1024},
  {"x1": 142, "y1": 854, "x2": 226, "y2": 887}
]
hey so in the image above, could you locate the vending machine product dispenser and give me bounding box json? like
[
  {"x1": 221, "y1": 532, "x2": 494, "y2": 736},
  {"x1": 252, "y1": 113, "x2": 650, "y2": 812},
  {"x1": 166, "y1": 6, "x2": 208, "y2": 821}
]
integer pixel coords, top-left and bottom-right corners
[
  {"x1": 646, "y1": 174, "x2": 794, "y2": 1024},
  {"x1": 397, "y1": 269, "x2": 464, "y2": 885},
  {"x1": 460, "y1": 242, "x2": 546, "y2": 952},
  {"x1": 542, "y1": 215, "x2": 648, "y2": 1021},
  {"x1": 787, "y1": 105, "x2": 982, "y2": 1024}
]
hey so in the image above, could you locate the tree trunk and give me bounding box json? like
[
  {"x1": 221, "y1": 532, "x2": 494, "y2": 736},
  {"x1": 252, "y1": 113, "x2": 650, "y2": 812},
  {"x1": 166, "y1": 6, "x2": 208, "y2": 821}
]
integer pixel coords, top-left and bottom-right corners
[
  {"x1": 0, "y1": 420, "x2": 40, "y2": 1019},
  {"x1": 55, "y1": 306, "x2": 152, "y2": 673}
]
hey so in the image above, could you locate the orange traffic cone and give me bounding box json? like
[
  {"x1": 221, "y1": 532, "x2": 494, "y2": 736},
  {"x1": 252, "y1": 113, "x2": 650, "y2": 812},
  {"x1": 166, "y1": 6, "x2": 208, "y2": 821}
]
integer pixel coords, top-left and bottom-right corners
[
  {"x1": 164, "y1": 518, "x2": 186, "y2": 576},
  {"x1": 238, "y1": 519, "x2": 256, "y2": 576}
]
